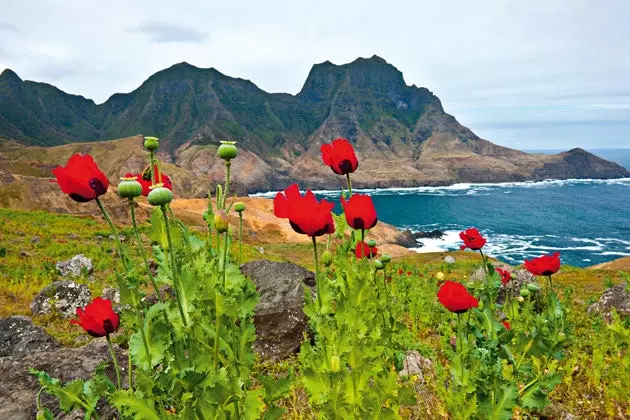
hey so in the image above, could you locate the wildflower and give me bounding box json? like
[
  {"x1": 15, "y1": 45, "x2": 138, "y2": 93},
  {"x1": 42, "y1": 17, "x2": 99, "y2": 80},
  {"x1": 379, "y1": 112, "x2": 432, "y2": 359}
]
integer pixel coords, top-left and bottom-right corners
[
  {"x1": 496, "y1": 267, "x2": 512, "y2": 285},
  {"x1": 274, "y1": 184, "x2": 335, "y2": 237},
  {"x1": 524, "y1": 252, "x2": 561, "y2": 276},
  {"x1": 437, "y1": 281, "x2": 479, "y2": 313},
  {"x1": 71, "y1": 297, "x2": 119, "y2": 337},
  {"x1": 459, "y1": 227, "x2": 486, "y2": 251},
  {"x1": 320, "y1": 138, "x2": 359, "y2": 175},
  {"x1": 502, "y1": 321, "x2": 511, "y2": 330},
  {"x1": 398, "y1": 268, "x2": 404, "y2": 275},
  {"x1": 341, "y1": 194, "x2": 377, "y2": 230},
  {"x1": 355, "y1": 241, "x2": 378, "y2": 259},
  {"x1": 435, "y1": 272, "x2": 445, "y2": 281},
  {"x1": 52, "y1": 154, "x2": 109, "y2": 202}
]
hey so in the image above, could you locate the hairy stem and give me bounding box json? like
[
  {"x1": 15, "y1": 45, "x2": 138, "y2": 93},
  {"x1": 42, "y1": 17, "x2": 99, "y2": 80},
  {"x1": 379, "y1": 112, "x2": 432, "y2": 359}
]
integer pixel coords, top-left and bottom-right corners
[
  {"x1": 238, "y1": 213, "x2": 243, "y2": 265},
  {"x1": 346, "y1": 173, "x2": 353, "y2": 196},
  {"x1": 106, "y1": 334, "x2": 122, "y2": 389},
  {"x1": 312, "y1": 236, "x2": 323, "y2": 311},
  {"x1": 161, "y1": 205, "x2": 189, "y2": 327},
  {"x1": 223, "y1": 161, "x2": 231, "y2": 209},
  {"x1": 129, "y1": 199, "x2": 162, "y2": 301}
]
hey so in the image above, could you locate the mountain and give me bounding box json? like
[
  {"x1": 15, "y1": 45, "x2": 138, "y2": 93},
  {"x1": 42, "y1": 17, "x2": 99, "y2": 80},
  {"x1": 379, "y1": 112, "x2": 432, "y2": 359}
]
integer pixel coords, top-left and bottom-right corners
[{"x1": 0, "y1": 56, "x2": 628, "y2": 194}]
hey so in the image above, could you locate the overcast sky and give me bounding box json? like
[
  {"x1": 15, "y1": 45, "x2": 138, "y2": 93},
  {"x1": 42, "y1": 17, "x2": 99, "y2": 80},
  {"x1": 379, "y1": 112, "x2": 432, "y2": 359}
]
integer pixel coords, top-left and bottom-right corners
[{"x1": 1, "y1": 0, "x2": 629, "y2": 149}]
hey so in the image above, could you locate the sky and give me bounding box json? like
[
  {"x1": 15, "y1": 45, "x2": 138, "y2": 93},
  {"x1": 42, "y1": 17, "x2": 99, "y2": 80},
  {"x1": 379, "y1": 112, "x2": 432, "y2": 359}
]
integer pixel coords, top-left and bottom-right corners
[{"x1": 1, "y1": 0, "x2": 629, "y2": 150}]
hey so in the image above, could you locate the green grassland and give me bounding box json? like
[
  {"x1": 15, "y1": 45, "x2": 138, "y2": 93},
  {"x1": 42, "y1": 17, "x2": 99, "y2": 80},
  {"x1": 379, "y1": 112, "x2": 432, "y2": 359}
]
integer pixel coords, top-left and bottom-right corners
[{"x1": 0, "y1": 207, "x2": 628, "y2": 418}]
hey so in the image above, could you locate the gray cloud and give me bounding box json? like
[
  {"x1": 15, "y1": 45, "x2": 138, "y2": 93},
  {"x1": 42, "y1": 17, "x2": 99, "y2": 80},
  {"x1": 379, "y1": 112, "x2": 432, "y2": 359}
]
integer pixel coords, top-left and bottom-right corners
[
  {"x1": 0, "y1": 22, "x2": 19, "y2": 32},
  {"x1": 129, "y1": 21, "x2": 208, "y2": 43}
]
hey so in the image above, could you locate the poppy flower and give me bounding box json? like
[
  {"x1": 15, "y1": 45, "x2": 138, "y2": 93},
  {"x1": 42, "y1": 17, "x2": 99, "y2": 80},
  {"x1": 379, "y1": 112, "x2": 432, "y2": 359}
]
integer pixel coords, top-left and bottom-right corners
[
  {"x1": 340, "y1": 194, "x2": 378, "y2": 230},
  {"x1": 52, "y1": 154, "x2": 109, "y2": 202},
  {"x1": 437, "y1": 281, "x2": 479, "y2": 313},
  {"x1": 459, "y1": 228, "x2": 486, "y2": 251},
  {"x1": 126, "y1": 166, "x2": 173, "y2": 197},
  {"x1": 496, "y1": 267, "x2": 512, "y2": 285},
  {"x1": 502, "y1": 321, "x2": 511, "y2": 330},
  {"x1": 355, "y1": 241, "x2": 378, "y2": 259},
  {"x1": 320, "y1": 138, "x2": 359, "y2": 175},
  {"x1": 71, "y1": 297, "x2": 120, "y2": 337},
  {"x1": 524, "y1": 252, "x2": 561, "y2": 276},
  {"x1": 398, "y1": 268, "x2": 404, "y2": 275},
  {"x1": 274, "y1": 184, "x2": 335, "y2": 237},
  {"x1": 406, "y1": 271, "x2": 412, "y2": 276}
]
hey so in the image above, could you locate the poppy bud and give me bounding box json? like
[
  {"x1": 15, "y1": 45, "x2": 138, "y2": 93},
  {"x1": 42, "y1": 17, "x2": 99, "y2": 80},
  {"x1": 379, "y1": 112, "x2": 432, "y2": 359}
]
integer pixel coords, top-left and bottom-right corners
[
  {"x1": 381, "y1": 254, "x2": 391, "y2": 264},
  {"x1": 527, "y1": 283, "x2": 541, "y2": 292},
  {"x1": 322, "y1": 250, "x2": 332, "y2": 266},
  {"x1": 234, "y1": 202, "x2": 245, "y2": 213},
  {"x1": 366, "y1": 239, "x2": 377, "y2": 247},
  {"x1": 558, "y1": 332, "x2": 566, "y2": 342},
  {"x1": 329, "y1": 355, "x2": 340, "y2": 373},
  {"x1": 519, "y1": 288, "x2": 531, "y2": 297},
  {"x1": 478, "y1": 300, "x2": 484, "y2": 310},
  {"x1": 435, "y1": 272, "x2": 445, "y2": 281},
  {"x1": 143, "y1": 136, "x2": 160, "y2": 152},
  {"x1": 373, "y1": 260, "x2": 384, "y2": 270},
  {"x1": 214, "y1": 211, "x2": 229, "y2": 233},
  {"x1": 147, "y1": 186, "x2": 173, "y2": 206},
  {"x1": 542, "y1": 326, "x2": 550, "y2": 335},
  {"x1": 517, "y1": 296, "x2": 525, "y2": 302},
  {"x1": 117, "y1": 178, "x2": 143, "y2": 199},
  {"x1": 218, "y1": 141, "x2": 238, "y2": 161}
]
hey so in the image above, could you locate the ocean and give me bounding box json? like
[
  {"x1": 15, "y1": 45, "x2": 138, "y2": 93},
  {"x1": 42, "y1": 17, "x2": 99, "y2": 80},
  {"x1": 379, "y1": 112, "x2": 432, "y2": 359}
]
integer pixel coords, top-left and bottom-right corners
[{"x1": 255, "y1": 149, "x2": 630, "y2": 268}]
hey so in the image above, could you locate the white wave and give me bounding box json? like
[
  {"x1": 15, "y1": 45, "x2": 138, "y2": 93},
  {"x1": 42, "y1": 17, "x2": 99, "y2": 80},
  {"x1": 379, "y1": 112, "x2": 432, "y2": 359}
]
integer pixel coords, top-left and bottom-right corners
[
  {"x1": 409, "y1": 230, "x2": 462, "y2": 253},
  {"x1": 600, "y1": 251, "x2": 630, "y2": 256}
]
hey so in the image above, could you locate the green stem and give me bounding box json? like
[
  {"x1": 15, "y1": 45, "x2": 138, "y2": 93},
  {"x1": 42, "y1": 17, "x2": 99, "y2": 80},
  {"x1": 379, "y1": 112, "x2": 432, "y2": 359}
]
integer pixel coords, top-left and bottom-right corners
[
  {"x1": 129, "y1": 199, "x2": 162, "y2": 301},
  {"x1": 361, "y1": 229, "x2": 365, "y2": 258},
  {"x1": 213, "y1": 291, "x2": 222, "y2": 370},
  {"x1": 149, "y1": 151, "x2": 156, "y2": 185},
  {"x1": 548, "y1": 274, "x2": 554, "y2": 294},
  {"x1": 222, "y1": 232, "x2": 229, "y2": 288},
  {"x1": 238, "y1": 213, "x2": 243, "y2": 265},
  {"x1": 96, "y1": 197, "x2": 127, "y2": 267},
  {"x1": 223, "y1": 161, "x2": 231, "y2": 209},
  {"x1": 127, "y1": 340, "x2": 133, "y2": 390},
  {"x1": 515, "y1": 338, "x2": 534, "y2": 371},
  {"x1": 161, "y1": 205, "x2": 190, "y2": 327},
  {"x1": 312, "y1": 236, "x2": 323, "y2": 311},
  {"x1": 457, "y1": 313, "x2": 465, "y2": 381},
  {"x1": 346, "y1": 173, "x2": 353, "y2": 196},
  {"x1": 106, "y1": 334, "x2": 122, "y2": 389}
]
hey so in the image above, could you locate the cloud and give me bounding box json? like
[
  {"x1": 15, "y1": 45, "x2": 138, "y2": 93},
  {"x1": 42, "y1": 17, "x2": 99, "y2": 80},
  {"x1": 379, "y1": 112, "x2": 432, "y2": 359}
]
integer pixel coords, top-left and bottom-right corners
[
  {"x1": 128, "y1": 21, "x2": 208, "y2": 44},
  {"x1": 0, "y1": 22, "x2": 19, "y2": 32}
]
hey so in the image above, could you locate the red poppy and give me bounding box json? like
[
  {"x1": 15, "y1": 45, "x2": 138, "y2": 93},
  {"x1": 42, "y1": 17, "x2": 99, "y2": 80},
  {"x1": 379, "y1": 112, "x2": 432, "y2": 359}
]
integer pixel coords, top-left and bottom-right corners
[
  {"x1": 52, "y1": 154, "x2": 109, "y2": 202},
  {"x1": 341, "y1": 194, "x2": 378, "y2": 230},
  {"x1": 406, "y1": 271, "x2": 412, "y2": 276},
  {"x1": 125, "y1": 166, "x2": 173, "y2": 197},
  {"x1": 437, "y1": 281, "x2": 479, "y2": 313},
  {"x1": 355, "y1": 241, "x2": 378, "y2": 259},
  {"x1": 71, "y1": 297, "x2": 119, "y2": 337},
  {"x1": 524, "y1": 252, "x2": 561, "y2": 276},
  {"x1": 459, "y1": 227, "x2": 486, "y2": 251},
  {"x1": 320, "y1": 138, "x2": 359, "y2": 175},
  {"x1": 496, "y1": 267, "x2": 512, "y2": 285},
  {"x1": 502, "y1": 321, "x2": 511, "y2": 330},
  {"x1": 274, "y1": 184, "x2": 335, "y2": 237},
  {"x1": 398, "y1": 268, "x2": 404, "y2": 275}
]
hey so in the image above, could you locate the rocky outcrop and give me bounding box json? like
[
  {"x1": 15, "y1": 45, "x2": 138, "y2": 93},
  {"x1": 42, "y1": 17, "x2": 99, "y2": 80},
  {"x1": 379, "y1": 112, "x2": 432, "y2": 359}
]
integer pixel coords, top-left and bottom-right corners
[
  {"x1": 240, "y1": 260, "x2": 315, "y2": 360},
  {"x1": 30, "y1": 280, "x2": 91, "y2": 318},
  {"x1": 56, "y1": 254, "x2": 93, "y2": 279},
  {"x1": 588, "y1": 283, "x2": 630, "y2": 319},
  {"x1": 0, "y1": 316, "x2": 60, "y2": 357}
]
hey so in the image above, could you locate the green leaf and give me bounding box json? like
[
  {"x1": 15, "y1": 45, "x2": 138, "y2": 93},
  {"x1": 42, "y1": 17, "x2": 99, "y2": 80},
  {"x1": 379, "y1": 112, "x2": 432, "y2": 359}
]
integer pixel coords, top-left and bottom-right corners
[
  {"x1": 110, "y1": 390, "x2": 161, "y2": 420},
  {"x1": 129, "y1": 303, "x2": 168, "y2": 370},
  {"x1": 479, "y1": 385, "x2": 518, "y2": 420},
  {"x1": 243, "y1": 388, "x2": 266, "y2": 419}
]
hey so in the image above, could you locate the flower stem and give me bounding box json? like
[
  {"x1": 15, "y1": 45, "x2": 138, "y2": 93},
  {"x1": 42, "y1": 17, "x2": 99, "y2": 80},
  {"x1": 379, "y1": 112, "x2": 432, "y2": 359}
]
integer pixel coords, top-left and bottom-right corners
[
  {"x1": 346, "y1": 173, "x2": 353, "y2": 196},
  {"x1": 161, "y1": 205, "x2": 190, "y2": 327},
  {"x1": 238, "y1": 212, "x2": 243, "y2": 265},
  {"x1": 547, "y1": 274, "x2": 554, "y2": 294},
  {"x1": 222, "y1": 231, "x2": 229, "y2": 289},
  {"x1": 361, "y1": 229, "x2": 365, "y2": 258},
  {"x1": 129, "y1": 199, "x2": 162, "y2": 301},
  {"x1": 96, "y1": 197, "x2": 127, "y2": 267},
  {"x1": 457, "y1": 313, "x2": 465, "y2": 381},
  {"x1": 127, "y1": 342, "x2": 133, "y2": 390},
  {"x1": 213, "y1": 291, "x2": 222, "y2": 370},
  {"x1": 223, "y1": 161, "x2": 231, "y2": 209},
  {"x1": 106, "y1": 334, "x2": 122, "y2": 389},
  {"x1": 312, "y1": 236, "x2": 323, "y2": 311}
]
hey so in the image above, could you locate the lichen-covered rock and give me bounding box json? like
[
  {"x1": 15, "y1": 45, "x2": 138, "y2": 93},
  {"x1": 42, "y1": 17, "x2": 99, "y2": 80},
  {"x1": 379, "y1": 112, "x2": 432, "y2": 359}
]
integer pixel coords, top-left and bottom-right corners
[
  {"x1": 0, "y1": 316, "x2": 60, "y2": 357},
  {"x1": 30, "y1": 281, "x2": 91, "y2": 318},
  {"x1": 240, "y1": 260, "x2": 315, "y2": 360},
  {"x1": 444, "y1": 255, "x2": 456, "y2": 264},
  {"x1": 101, "y1": 287, "x2": 121, "y2": 305},
  {"x1": 0, "y1": 339, "x2": 126, "y2": 419},
  {"x1": 588, "y1": 283, "x2": 630, "y2": 319},
  {"x1": 56, "y1": 254, "x2": 93, "y2": 278},
  {"x1": 398, "y1": 350, "x2": 433, "y2": 383}
]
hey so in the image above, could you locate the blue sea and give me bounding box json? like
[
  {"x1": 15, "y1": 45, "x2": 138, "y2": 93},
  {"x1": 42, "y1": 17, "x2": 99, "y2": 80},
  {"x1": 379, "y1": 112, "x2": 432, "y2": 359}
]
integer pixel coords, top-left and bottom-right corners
[{"x1": 256, "y1": 149, "x2": 630, "y2": 268}]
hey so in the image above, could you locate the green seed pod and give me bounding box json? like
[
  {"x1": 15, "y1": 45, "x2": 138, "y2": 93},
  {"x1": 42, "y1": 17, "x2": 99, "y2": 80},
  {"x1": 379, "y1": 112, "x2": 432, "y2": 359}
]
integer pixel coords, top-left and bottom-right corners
[
  {"x1": 143, "y1": 136, "x2": 160, "y2": 152},
  {"x1": 218, "y1": 141, "x2": 238, "y2": 161},
  {"x1": 322, "y1": 250, "x2": 332, "y2": 266},
  {"x1": 381, "y1": 254, "x2": 392, "y2": 263},
  {"x1": 147, "y1": 186, "x2": 173, "y2": 206},
  {"x1": 527, "y1": 283, "x2": 541, "y2": 292},
  {"x1": 117, "y1": 178, "x2": 143, "y2": 199},
  {"x1": 517, "y1": 296, "x2": 525, "y2": 302},
  {"x1": 214, "y1": 211, "x2": 229, "y2": 233},
  {"x1": 519, "y1": 288, "x2": 531, "y2": 297},
  {"x1": 373, "y1": 260, "x2": 384, "y2": 270},
  {"x1": 330, "y1": 355, "x2": 340, "y2": 373},
  {"x1": 558, "y1": 332, "x2": 566, "y2": 342},
  {"x1": 366, "y1": 239, "x2": 377, "y2": 247},
  {"x1": 234, "y1": 202, "x2": 246, "y2": 213},
  {"x1": 478, "y1": 300, "x2": 484, "y2": 310},
  {"x1": 541, "y1": 326, "x2": 550, "y2": 335}
]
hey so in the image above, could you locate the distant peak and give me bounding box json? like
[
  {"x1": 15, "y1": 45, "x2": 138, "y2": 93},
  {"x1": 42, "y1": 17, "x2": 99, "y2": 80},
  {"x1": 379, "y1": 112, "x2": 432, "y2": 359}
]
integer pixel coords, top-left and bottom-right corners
[
  {"x1": 0, "y1": 68, "x2": 22, "y2": 82},
  {"x1": 169, "y1": 61, "x2": 198, "y2": 70}
]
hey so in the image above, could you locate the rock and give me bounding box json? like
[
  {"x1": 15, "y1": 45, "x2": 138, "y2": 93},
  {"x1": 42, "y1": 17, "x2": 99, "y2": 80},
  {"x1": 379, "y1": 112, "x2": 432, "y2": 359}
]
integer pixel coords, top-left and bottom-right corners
[
  {"x1": 444, "y1": 255, "x2": 456, "y2": 264},
  {"x1": 56, "y1": 254, "x2": 93, "y2": 278},
  {"x1": 19, "y1": 250, "x2": 31, "y2": 257},
  {"x1": 0, "y1": 339, "x2": 126, "y2": 419},
  {"x1": 30, "y1": 281, "x2": 91, "y2": 318},
  {"x1": 414, "y1": 229, "x2": 445, "y2": 240},
  {"x1": 240, "y1": 260, "x2": 315, "y2": 360},
  {"x1": 142, "y1": 286, "x2": 174, "y2": 306},
  {"x1": 68, "y1": 233, "x2": 78, "y2": 240},
  {"x1": 0, "y1": 316, "x2": 60, "y2": 357},
  {"x1": 101, "y1": 288, "x2": 121, "y2": 305},
  {"x1": 588, "y1": 283, "x2": 630, "y2": 319},
  {"x1": 398, "y1": 350, "x2": 432, "y2": 383},
  {"x1": 396, "y1": 229, "x2": 418, "y2": 248},
  {"x1": 30, "y1": 236, "x2": 40, "y2": 244}
]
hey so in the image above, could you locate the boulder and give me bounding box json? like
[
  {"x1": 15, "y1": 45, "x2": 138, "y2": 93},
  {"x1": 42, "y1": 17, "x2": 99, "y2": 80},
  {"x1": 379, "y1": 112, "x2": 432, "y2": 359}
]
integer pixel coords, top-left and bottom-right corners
[
  {"x1": 56, "y1": 254, "x2": 93, "y2": 278},
  {"x1": 240, "y1": 260, "x2": 315, "y2": 360},
  {"x1": 0, "y1": 316, "x2": 60, "y2": 357},
  {"x1": 444, "y1": 255, "x2": 456, "y2": 264},
  {"x1": 588, "y1": 283, "x2": 630, "y2": 319},
  {"x1": 398, "y1": 350, "x2": 433, "y2": 383},
  {"x1": 31, "y1": 281, "x2": 91, "y2": 318},
  {"x1": 0, "y1": 339, "x2": 126, "y2": 420}
]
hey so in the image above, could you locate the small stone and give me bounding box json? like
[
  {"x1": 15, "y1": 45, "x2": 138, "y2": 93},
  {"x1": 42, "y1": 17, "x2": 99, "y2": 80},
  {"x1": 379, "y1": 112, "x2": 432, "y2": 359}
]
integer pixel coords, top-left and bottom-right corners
[
  {"x1": 30, "y1": 281, "x2": 91, "y2": 318},
  {"x1": 444, "y1": 255, "x2": 456, "y2": 264},
  {"x1": 30, "y1": 236, "x2": 40, "y2": 244},
  {"x1": 398, "y1": 350, "x2": 432, "y2": 382},
  {"x1": 101, "y1": 287, "x2": 121, "y2": 305},
  {"x1": 56, "y1": 254, "x2": 93, "y2": 278},
  {"x1": 68, "y1": 233, "x2": 78, "y2": 240},
  {"x1": 588, "y1": 283, "x2": 630, "y2": 320},
  {"x1": 19, "y1": 250, "x2": 31, "y2": 257}
]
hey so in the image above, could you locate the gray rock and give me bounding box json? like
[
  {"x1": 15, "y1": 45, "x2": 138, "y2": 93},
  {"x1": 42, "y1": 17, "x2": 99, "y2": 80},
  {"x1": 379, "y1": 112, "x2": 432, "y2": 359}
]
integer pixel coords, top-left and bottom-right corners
[
  {"x1": 30, "y1": 281, "x2": 92, "y2": 318},
  {"x1": 56, "y1": 254, "x2": 93, "y2": 278},
  {"x1": 240, "y1": 260, "x2": 315, "y2": 360},
  {"x1": 444, "y1": 255, "x2": 456, "y2": 264},
  {"x1": 0, "y1": 339, "x2": 126, "y2": 420},
  {"x1": 0, "y1": 316, "x2": 60, "y2": 357},
  {"x1": 398, "y1": 350, "x2": 432, "y2": 383},
  {"x1": 101, "y1": 288, "x2": 121, "y2": 305},
  {"x1": 30, "y1": 236, "x2": 40, "y2": 244},
  {"x1": 588, "y1": 283, "x2": 630, "y2": 319}
]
